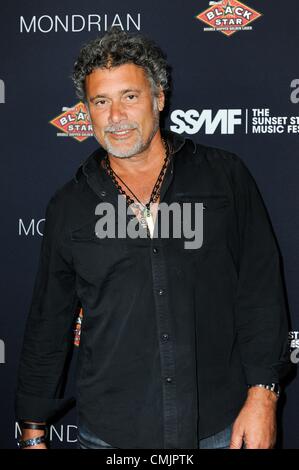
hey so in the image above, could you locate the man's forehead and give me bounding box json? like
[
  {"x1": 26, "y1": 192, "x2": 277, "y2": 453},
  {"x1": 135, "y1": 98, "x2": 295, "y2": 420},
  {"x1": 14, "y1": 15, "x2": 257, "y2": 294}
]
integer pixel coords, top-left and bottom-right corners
[{"x1": 86, "y1": 63, "x2": 148, "y2": 87}]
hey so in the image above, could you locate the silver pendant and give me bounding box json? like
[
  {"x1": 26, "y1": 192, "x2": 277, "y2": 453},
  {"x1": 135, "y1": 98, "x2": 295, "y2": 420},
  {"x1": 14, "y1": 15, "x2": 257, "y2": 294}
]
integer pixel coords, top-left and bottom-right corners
[{"x1": 141, "y1": 207, "x2": 151, "y2": 218}]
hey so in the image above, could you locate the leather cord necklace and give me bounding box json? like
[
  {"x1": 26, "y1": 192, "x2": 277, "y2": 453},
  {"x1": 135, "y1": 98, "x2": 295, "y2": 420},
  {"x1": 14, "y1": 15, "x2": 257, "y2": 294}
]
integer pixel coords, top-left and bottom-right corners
[{"x1": 104, "y1": 138, "x2": 170, "y2": 237}]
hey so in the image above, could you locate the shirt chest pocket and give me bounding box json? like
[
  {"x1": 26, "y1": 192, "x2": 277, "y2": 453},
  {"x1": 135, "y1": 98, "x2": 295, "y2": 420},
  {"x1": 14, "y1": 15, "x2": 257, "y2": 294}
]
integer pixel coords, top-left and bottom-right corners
[
  {"x1": 171, "y1": 193, "x2": 231, "y2": 255},
  {"x1": 70, "y1": 217, "x2": 129, "y2": 281}
]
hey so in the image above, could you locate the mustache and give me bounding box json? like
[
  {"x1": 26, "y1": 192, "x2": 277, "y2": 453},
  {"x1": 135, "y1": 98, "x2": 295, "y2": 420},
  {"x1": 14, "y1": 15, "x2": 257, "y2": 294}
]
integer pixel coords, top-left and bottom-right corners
[{"x1": 105, "y1": 123, "x2": 138, "y2": 133}]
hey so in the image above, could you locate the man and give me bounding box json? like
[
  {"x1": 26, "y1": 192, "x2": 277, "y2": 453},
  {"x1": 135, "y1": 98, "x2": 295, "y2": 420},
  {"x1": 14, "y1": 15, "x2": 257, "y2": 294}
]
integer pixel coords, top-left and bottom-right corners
[{"x1": 15, "y1": 27, "x2": 291, "y2": 449}]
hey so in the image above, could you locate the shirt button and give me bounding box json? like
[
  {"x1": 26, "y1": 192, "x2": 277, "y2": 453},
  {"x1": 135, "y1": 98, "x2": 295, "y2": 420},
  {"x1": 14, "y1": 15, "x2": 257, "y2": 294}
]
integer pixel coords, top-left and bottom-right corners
[
  {"x1": 153, "y1": 247, "x2": 158, "y2": 254},
  {"x1": 165, "y1": 377, "x2": 172, "y2": 383},
  {"x1": 100, "y1": 190, "x2": 106, "y2": 197},
  {"x1": 161, "y1": 333, "x2": 169, "y2": 341},
  {"x1": 158, "y1": 289, "x2": 164, "y2": 295}
]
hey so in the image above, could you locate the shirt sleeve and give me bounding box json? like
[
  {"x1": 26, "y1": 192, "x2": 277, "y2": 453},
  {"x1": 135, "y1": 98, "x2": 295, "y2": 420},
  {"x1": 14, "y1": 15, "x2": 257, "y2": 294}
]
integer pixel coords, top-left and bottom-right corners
[
  {"x1": 231, "y1": 154, "x2": 292, "y2": 384},
  {"x1": 15, "y1": 195, "x2": 79, "y2": 422}
]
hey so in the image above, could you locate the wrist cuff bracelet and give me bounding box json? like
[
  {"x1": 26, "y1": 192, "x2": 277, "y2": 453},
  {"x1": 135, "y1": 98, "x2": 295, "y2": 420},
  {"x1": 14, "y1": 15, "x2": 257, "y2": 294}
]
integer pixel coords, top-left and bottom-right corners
[{"x1": 17, "y1": 435, "x2": 46, "y2": 449}]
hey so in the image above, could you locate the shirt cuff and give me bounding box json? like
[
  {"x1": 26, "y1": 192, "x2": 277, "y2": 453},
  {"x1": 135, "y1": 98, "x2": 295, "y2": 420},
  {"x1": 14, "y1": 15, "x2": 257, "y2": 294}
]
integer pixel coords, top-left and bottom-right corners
[
  {"x1": 15, "y1": 392, "x2": 76, "y2": 422},
  {"x1": 242, "y1": 361, "x2": 293, "y2": 385}
]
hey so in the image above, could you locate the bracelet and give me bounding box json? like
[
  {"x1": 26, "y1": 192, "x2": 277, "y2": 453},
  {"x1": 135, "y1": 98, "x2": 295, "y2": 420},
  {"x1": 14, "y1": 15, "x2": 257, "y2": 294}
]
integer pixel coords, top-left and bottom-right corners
[
  {"x1": 17, "y1": 435, "x2": 47, "y2": 449},
  {"x1": 20, "y1": 421, "x2": 47, "y2": 431},
  {"x1": 19, "y1": 421, "x2": 48, "y2": 438},
  {"x1": 247, "y1": 383, "x2": 280, "y2": 398}
]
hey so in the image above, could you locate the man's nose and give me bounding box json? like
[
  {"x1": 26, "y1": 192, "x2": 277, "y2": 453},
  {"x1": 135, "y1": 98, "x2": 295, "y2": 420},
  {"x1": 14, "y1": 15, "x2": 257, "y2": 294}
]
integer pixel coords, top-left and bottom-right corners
[{"x1": 109, "y1": 101, "x2": 127, "y2": 123}]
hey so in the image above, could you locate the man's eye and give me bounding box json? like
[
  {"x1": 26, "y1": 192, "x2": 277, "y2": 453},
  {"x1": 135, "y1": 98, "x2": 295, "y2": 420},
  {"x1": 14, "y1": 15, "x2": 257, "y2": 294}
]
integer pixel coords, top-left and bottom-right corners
[
  {"x1": 95, "y1": 100, "x2": 106, "y2": 106},
  {"x1": 126, "y1": 94, "x2": 137, "y2": 100}
]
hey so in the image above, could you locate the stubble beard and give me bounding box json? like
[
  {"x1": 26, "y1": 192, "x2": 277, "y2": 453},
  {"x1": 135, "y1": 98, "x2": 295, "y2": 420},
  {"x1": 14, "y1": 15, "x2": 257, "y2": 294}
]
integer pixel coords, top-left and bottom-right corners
[{"x1": 94, "y1": 99, "x2": 160, "y2": 159}]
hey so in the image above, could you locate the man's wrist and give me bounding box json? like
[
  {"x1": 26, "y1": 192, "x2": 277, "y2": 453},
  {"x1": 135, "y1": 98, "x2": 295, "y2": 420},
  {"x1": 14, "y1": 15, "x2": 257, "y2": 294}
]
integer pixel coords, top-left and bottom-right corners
[
  {"x1": 19, "y1": 421, "x2": 47, "y2": 440},
  {"x1": 247, "y1": 383, "x2": 280, "y2": 398},
  {"x1": 21, "y1": 428, "x2": 46, "y2": 440},
  {"x1": 247, "y1": 383, "x2": 280, "y2": 402}
]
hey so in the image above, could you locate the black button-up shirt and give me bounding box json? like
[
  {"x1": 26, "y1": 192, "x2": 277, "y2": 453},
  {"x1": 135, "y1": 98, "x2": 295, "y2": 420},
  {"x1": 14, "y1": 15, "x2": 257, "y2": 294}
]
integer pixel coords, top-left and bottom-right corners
[{"x1": 15, "y1": 128, "x2": 291, "y2": 449}]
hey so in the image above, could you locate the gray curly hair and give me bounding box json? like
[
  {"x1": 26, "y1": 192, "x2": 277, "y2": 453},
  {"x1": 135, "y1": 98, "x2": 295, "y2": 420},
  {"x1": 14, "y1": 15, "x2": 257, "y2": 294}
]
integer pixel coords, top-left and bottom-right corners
[{"x1": 72, "y1": 27, "x2": 170, "y2": 103}]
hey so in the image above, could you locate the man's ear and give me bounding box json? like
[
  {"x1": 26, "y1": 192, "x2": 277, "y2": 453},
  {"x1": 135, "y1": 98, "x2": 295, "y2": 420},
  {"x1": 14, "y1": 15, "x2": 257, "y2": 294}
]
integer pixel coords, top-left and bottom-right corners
[
  {"x1": 84, "y1": 101, "x2": 91, "y2": 121},
  {"x1": 157, "y1": 86, "x2": 165, "y2": 112}
]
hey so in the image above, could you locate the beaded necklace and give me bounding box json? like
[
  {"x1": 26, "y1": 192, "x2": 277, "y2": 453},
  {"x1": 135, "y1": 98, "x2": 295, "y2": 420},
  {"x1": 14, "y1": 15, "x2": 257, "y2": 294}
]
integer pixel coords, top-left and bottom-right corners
[{"x1": 104, "y1": 138, "x2": 170, "y2": 237}]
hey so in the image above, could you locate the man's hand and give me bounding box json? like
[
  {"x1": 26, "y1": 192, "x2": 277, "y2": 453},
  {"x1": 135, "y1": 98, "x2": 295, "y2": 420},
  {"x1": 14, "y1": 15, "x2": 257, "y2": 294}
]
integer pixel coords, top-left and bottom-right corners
[{"x1": 229, "y1": 386, "x2": 278, "y2": 449}]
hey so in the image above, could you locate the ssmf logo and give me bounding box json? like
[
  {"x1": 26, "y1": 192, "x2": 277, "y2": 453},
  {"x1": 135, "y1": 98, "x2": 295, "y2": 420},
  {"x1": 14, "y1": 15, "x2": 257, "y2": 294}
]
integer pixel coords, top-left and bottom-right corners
[
  {"x1": 196, "y1": 0, "x2": 262, "y2": 36},
  {"x1": 170, "y1": 108, "x2": 242, "y2": 135}
]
